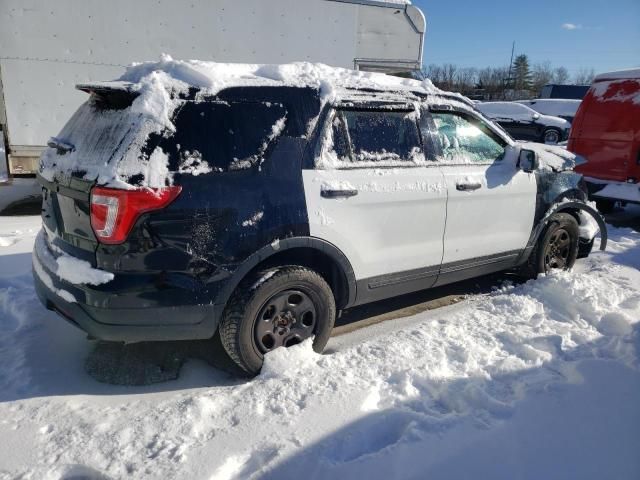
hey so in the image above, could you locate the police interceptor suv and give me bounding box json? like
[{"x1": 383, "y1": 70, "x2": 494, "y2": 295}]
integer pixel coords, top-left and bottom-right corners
[{"x1": 33, "y1": 62, "x2": 606, "y2": 375}]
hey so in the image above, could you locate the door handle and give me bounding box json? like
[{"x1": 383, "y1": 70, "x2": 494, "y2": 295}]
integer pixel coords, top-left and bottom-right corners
[
  {"x1": 456, "y1": 182, "x2": 482, "y2": 191},
  {"x1": 321, "y1": 189, "x2": 359, "y2": 198}
]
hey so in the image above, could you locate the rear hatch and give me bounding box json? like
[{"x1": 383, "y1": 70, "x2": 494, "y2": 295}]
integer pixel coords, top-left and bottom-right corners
[{"x1": 39, "y1": 84, "x2": 150, "y2": 264}]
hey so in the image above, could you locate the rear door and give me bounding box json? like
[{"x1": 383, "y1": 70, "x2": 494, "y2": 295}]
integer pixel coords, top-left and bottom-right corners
[
  {"x1": 425, "y1": 108, "x2": 536, "y2": 282},
  {"x1": 302, "y1": 105, "x2": 447, "y2": 301}
]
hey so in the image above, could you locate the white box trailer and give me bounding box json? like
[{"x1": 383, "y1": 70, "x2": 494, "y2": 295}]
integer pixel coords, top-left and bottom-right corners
[{"x1": 0, "y1": 0, "x2": 425, "y2": 181}]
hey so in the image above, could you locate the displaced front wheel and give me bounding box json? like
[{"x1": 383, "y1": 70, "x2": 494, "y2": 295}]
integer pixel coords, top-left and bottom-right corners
[
  {"x1": 527, "y1": 213, "x2": 579, "y2": 277},
  {"x1": 219, "y1": 266, "x2": 336, "y2": 376}
]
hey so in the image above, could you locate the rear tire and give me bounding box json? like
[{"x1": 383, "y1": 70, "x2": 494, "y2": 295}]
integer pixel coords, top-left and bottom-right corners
[
  {"x1": 219, "y1": 266, "x2": 335, "y2": 376},
  {"x1": 542, "y1": 128, "x2": 561, "y2": 144},
  {"x1": 525, "y1": 213, "x2": 579, "y2": 278},
  {"x1": 595, "y1": 199, "x2": 615, "y2": 214}
]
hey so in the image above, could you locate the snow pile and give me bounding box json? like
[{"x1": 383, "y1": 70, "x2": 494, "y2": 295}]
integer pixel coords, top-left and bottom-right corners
[
  {"x1": 120, "y1": 56, "x2": 443, "y2": 103},
  {"x1": 1, "y1": 215, "x2": 640, "y2": 478}
]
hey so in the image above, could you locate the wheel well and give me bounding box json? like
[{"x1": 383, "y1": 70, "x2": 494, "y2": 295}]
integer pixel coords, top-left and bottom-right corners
[{"x1": 244, "y1": 247, "x2": 351, "y2": 309}]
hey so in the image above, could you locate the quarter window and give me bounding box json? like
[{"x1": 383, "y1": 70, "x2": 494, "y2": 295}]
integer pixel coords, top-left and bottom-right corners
[
  {"x1": 430, "y1": 112, "x2": 505, "y2": 164},
  {"x1": 160, "y1": 101, "x2": 288, "y2": 174}
]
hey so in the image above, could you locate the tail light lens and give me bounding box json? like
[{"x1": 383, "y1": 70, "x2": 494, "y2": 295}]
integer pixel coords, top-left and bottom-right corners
[{"x1": 90, "y1": 186, "x2": 182, "y2": 244}]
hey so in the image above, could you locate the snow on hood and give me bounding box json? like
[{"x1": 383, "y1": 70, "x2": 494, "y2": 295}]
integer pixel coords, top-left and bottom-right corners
[
  {"x1": 518, "y1": 142, "x2": 587, "y2": 172},
  {"x1": 41, "y1": 55, "x2": 457, "y2": 189}
]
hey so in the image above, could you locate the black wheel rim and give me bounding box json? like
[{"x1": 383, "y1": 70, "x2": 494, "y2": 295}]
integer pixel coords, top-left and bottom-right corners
[
  {"x1": 544, "y1": 228, "x2": 571, "y2": 270},
  {"x1": 544, "y1": 130, "x2": 559, "y2": 144},
  {"x1": 254, "y1": 289, "x2": 317, "y2": 354}
]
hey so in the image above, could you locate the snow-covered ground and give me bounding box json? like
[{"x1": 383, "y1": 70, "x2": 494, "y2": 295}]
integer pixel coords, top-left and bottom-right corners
[{"x1": 1, "y1": 214, "x2": 639, "y2": 479}]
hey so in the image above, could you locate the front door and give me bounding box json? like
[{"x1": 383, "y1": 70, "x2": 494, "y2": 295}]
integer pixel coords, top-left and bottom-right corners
[
  {"x1": 302, "y1": 105, "x2": 447, "y2": 303},
  {"x1": 425, "y1": 108, "x2": 537, "y2": 284}
]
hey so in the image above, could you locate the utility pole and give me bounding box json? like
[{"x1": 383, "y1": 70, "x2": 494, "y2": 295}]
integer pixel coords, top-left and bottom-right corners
[{"x1": 504, "y1": 41, "x2": 515, "y2": 99}]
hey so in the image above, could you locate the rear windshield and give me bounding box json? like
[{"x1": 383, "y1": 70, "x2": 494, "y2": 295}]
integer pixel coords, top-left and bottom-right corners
[{"x1": 39, "y1": 94, "x2": 156, "y2": 186}]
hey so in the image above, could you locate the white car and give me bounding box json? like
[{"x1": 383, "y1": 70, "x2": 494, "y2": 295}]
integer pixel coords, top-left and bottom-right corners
[{"x1": 476, "y1": 102, "x2": 571, "y2": 144}]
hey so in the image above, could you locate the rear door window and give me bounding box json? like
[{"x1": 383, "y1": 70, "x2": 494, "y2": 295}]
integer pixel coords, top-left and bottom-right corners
[
  {"x1": 430, "y1": 112, "x2": 505, "y2": 164},
  {"x1": 162, "y1": 101, "x2": 288, "y2": 174},
  {"x1": 324, "y1": 109, "x2": 425, "y2": 168}
]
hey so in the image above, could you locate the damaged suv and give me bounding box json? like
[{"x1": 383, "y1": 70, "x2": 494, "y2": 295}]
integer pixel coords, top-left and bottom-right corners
[{"x1": 33, "y1": 60, "x2": 606, "y2": 375}]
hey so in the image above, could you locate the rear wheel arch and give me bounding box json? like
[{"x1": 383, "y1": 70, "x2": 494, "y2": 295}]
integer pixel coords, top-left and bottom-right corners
[{"x1": 215, "y1": 238, "x2": 357, "y2": 318}]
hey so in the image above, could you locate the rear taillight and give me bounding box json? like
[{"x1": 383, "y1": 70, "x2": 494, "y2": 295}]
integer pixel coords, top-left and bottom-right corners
[{"x1": 90, "y1": 186, "x2": 182, "y2": 244}]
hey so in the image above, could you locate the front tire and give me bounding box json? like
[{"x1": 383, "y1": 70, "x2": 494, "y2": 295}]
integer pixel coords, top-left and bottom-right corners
[
  {"x1": 526, "y1": 213, "x2": 580, "y2": 278},
  {"x1": 219, "y1": 266, "x2": 336, "y2": 376}
]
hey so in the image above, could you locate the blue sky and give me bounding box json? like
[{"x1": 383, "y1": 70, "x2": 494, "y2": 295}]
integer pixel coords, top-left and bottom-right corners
[{"x1": 412, "y1": 0, "x2": 640, "y2": 77}]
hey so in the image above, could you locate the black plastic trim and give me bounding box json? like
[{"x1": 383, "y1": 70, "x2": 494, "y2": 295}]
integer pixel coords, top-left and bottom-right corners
[
  {"x1": 354, "y1": 250, "x2": 522, "y2": 306},
  {"x1": 213, "y1": 236, "x2": 358, "y2": 310},
  {"x1": 525, "y1": 201, "x2": 608, "y2": 256}
]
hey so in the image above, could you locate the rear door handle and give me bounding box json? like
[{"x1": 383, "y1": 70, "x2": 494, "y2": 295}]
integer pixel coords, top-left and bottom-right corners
[
  {"x1": 321, "y1": 189, "x2": 359, "y2": 198},
  {"x1": 456, "y1": 182, "x2": 482, "y2": 191}
]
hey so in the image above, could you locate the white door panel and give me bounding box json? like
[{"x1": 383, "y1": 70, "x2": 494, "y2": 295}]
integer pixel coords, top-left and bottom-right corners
[
  {"x1": 440, "y1": 154, "x2": 536, "y2": 264},
  {"x1": 303, "y1": 168, "x2": 447, "y2": 280}
]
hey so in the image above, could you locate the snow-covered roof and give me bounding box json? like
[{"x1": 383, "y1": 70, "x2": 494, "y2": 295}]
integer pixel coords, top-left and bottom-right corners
[
  {"x1": 594, "y1": 68, "x2": 640, "y2": 82},
  {"x1": 114, "y1": 55, "x2": 447, "y2": 101},
  {"x1": 42, "y1": 57, "x2": 475, "y2": 189}
]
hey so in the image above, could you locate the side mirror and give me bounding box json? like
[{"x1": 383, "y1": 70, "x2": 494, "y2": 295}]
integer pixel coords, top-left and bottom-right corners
[
  {"x1": 518, "y1": 149, "x2": 538, "y2": 172},
  {"x1": 532, "y1": 113, "x2": 540, "y2": 120}
]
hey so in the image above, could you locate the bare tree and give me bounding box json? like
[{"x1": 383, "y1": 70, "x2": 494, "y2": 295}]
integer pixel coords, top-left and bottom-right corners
[
  {"x1": 455, "y1": 67, "x2": 478, "y2": 94},
  {"x1": 532, "y1": 62, "x2": 554, "y2": 93},
  {"x1": 553, "y1": 66, "x2": 570, "y2": 84},
  {"x1": 477, "y1": 66, "x2": 509, "y2": 99},
  {"x1": 418, "y1": 59, "x2": 585, "y2": 99},
  {"x1": 442, "y1": 63, "x2": 458, "y2": 90},
  {"x1": 574, "y1": 68, "x2": 596, "y2": 85}
]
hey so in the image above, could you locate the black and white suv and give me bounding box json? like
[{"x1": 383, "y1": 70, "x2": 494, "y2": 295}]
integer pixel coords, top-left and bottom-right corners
[{"x1": 33, "y1": 60, "x2": 606, "y2": 375}]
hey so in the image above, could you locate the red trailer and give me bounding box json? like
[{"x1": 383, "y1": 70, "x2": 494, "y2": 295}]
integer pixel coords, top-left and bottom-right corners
[{"x1": 569, "y1": 68, "x2": 640, "y2": 213}]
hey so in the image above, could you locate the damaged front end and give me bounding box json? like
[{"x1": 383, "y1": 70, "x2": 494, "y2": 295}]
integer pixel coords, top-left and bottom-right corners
[{"x1": 522, "y1": 145, "x2": 607, "y2": 261}]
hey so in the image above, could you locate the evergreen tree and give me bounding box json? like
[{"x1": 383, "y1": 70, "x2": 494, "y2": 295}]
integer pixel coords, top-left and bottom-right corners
[{"x1": 511, "y1": 54, "x2": 532, "y2": 91}]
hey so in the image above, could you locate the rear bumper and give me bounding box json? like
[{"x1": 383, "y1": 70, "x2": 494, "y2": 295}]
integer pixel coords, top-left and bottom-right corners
[
  {"x1": 32, "y1": 230, "x2": 222, "y2": 342},
  {"x1": 585, "y1": 177, "x2": 640, "y2": 204}
]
